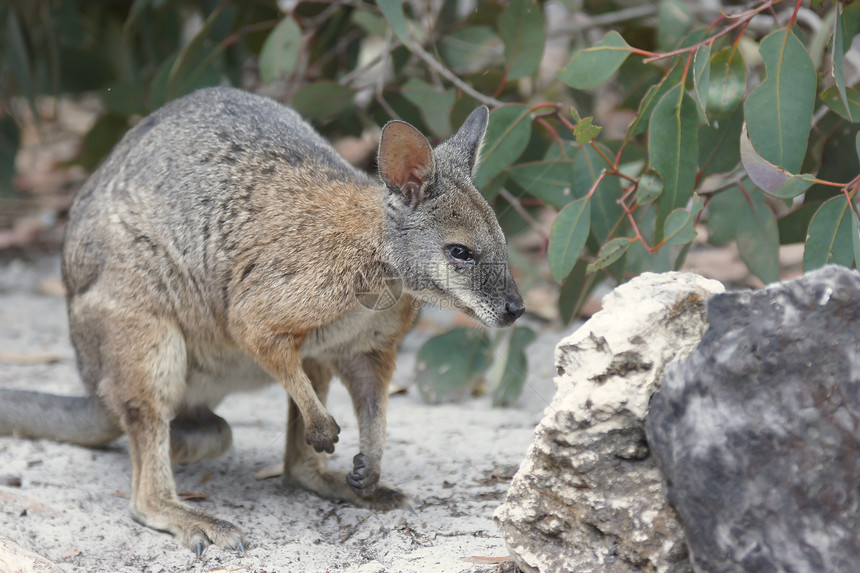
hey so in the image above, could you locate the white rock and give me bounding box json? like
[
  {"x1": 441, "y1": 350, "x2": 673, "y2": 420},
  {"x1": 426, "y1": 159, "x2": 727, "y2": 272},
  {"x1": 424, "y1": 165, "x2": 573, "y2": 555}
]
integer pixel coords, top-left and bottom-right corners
[{"x1": 495, "y1": 272, "x2": 724, "y2": 573}]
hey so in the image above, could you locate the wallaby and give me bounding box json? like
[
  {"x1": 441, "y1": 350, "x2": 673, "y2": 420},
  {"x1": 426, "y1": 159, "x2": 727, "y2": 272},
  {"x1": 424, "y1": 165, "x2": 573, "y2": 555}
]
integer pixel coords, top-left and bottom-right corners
[{"x1": 0, "y1": 87, "x2": 524, "y2": 554}]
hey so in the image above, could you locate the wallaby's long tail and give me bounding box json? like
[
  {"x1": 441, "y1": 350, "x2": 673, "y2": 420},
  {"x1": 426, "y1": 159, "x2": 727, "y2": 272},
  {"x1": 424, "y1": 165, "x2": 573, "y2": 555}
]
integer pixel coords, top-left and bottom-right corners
[{"x1": 0, "y1": 389, "x2": 122, "y2": 447}]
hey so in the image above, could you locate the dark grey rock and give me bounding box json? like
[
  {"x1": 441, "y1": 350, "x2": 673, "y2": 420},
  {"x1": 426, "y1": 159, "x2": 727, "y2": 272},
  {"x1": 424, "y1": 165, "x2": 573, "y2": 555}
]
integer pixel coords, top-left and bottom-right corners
[
  {"x1": 495, "y1": 272, "x2": 725, "y2": 573},
  {"x1": 647, "y1": 265, "x2": 860, "y2": 573}
]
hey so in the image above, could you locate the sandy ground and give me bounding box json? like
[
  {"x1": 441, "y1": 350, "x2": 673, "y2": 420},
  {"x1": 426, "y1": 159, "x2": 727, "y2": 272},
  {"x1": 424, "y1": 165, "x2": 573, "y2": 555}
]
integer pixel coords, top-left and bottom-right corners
[{"x1": 0, "y1": 254, "x2": 566, "y2": 573}]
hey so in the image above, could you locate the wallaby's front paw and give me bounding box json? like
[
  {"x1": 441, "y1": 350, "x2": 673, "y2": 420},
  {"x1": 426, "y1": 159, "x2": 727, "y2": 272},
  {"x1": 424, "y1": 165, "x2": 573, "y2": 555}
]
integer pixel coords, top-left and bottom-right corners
[
  {"x1": 304, "y1": 414, "x2": 340, "y2": 453},
  {"x1": 347, "y1": 452, "x2": 380, "y2": 497}
]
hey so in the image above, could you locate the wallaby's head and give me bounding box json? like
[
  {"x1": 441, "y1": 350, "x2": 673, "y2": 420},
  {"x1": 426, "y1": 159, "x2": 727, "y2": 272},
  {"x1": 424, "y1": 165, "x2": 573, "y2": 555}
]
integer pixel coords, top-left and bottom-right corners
[{"x1": 377, "y1": 106, "x2": 524, "y2": 328}]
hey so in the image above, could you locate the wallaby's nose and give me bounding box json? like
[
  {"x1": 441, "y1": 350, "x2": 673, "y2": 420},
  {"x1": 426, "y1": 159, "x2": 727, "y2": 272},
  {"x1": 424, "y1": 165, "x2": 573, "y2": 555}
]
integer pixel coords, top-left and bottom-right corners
[{"x1": 505, "y1": 298, "x2": 525, "y2": 321}]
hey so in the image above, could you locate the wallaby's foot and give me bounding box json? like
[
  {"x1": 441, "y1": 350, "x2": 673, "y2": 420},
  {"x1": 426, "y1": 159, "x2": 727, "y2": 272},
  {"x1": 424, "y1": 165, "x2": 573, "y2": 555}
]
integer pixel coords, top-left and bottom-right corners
[
  {"x1": 170, "y1": 405, "x2": 233, "y2": 464},
  {"x1": 304, "y1": 413, "x2": 340, "y2": 454},
  {"x1": 285, "y1": 463, "x2": 413, "y2": 511},
  {"x1": 132, "y1": 498, "x2": 246, "y2": 554}
]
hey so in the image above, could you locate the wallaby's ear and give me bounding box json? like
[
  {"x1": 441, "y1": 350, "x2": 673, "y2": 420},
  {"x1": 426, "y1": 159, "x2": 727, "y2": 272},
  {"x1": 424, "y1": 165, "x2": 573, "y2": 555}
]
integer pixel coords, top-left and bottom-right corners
[
  {"x1": 448, "y1": 106, "x2": 489, "y2": 177},
  {"x1": 378, "y1": 120, "x2": 435, "y2": 206}
]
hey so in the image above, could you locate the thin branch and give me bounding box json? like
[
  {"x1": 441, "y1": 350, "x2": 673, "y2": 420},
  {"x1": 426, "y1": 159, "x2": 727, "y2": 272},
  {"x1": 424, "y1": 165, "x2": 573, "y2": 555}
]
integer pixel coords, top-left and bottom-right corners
[
  {"x1": 408, "y1": 42, "x2": 506, "y2": 108},
  {"x1": 498, "y1": 188, "x2": 548, "y2": 240}
]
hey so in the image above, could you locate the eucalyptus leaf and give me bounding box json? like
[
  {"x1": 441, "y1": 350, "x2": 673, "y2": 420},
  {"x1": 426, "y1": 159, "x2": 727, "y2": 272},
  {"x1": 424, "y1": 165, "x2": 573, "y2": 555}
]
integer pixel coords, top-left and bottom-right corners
[
  {"x1": 740, "y1": 123, "x2": 815, "y2": 199},
  {"x1": 692, "y1": 43, "x2": 711, "y2": 123},
  {"x1": 803, "y1": 195, "x2": 855, "y2": 271},
  {"x1": 259, "y1": 18, "x2": 302, "y2": 83},
  {"x1": 499, "y1": 0, "x2": 545, "y2": 80},
  {"x1": 474, "y1": 105, "x2": 532, "y2": 189},
  {"x1": 291, "y1": 82, "x2": 355, "y2": 121},
  {"x1": 549, "y1": 196, "x2": 591, "y2": 283},
  {"x1": 557, "y1": 31, "x2": 630, "y2": 90},
  {"x1": 820, "y1": 86, "x2": 860, "y2": 122},
  {"x1": 378, "y1": 0, "x2": 410, "y2": 44},
  {"x1": 707, "y1": 46, "x2": 746, "y2": 118},
  {"x1": 744, "y1": 28, "x2": 816, "y2": 173},
  {"x1": 490, "y1": 326, "x2": 537, "y2": 407},
  {"x1": 415, "y1": 328, "x2": 494, "y2": 404},
  {"x1": 649, "y1": 84, "x2": 699, "y2": 237},
  {"x1": 587, "y1": 237, "x2": 635, "y2": 274},
  {"x1": 507, "y1": 160, "x2": 576, "y2": 209},
  {"x1": 833, "y1": 4, "x2": 852, "y2": 121},
  {"x1": 401, "y1": 78, "x2": 455, "y2": 137}
]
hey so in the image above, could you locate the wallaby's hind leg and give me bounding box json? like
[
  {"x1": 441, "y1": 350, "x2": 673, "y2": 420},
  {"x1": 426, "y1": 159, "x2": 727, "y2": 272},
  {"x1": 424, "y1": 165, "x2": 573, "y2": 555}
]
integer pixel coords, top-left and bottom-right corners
[
  {"x1": 170, "y1": 405, "x2": 233, "y2": 464},
  {"x1": 283, "y1": 358, "x2": 410, "y2": 510},
  {"x1": 101, "y1": 316, "x2": 245, "y2": 553}
]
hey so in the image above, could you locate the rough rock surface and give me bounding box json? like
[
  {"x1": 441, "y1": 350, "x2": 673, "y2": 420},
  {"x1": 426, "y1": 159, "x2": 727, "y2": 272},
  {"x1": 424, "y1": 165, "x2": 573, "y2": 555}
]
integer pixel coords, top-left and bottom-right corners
[
  {"x1": 495, "y1": 272, "x2": 725, "y2": 573},
  {"x1": 647, "y1": 265, "x2": 860, "y2": 573}
]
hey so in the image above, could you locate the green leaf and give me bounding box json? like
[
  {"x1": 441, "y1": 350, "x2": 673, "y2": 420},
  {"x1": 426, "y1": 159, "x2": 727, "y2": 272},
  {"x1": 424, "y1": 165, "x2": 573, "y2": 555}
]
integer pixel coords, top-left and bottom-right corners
[
  {"x1": 400, "y1": 78, "x2": 455, "y2": 137},
  {"x1": 820, "y1": 86, "x2": 860, "y2": 122},
  {"x1": 557, "y1": 31, "x2": 631, "y2": 90},
  {"x1": 740, "y1": 123, "x2": 816, "y2": 199},
  {"x1": 415, "y1": 328, "x2": 494, "y2": 403},
  {"x1": 708, "y1": 185, "x2": 746, "y2": 245},
  {"x1": 803, "y1": 195, "x2": 855, "y2": 271},
  {"x1": 663, "y1": 208, "x2": 696, "y2": 245},
  {"x1": 662, "y1": 194, "x2": 703, "y2": 246},
  {"x1": 587, "y1": 237, "x2": 635, "y2": 273},
  {"x1": 744, "y1": 28, "x2": 817, "y2": 173},
  {"x1": 573, "y1": 116, "x2": 602, "y2": 144},
  {"x1": 291, "y1": 82, "x2": 355, "y2": 121},
  {"x1": 736, "y1": 188, "x2": 780, "y2": 284},
  {"x1": 259, "y1": 17, "x2": 302, "y2": 83},
  {"x1": 474, "y1": 105, "x2": 532, "y2": 189},
  {"x1": 657, "y1": 0, "x2": 693, "y2": 51},
  {"x1": 649, "y1": 83, "x2": 699, "y2": 237},
  {"x1": 698, "y1": 104, "x2": 743, "y2": 174},
  {"x1": 489, "y1": 326, "x2": 537, "y2": 407},
  {"x1": 636, "y1": 169, "x2": 663, "y2": 205},
  {"x1": 499, "y1": 0, "x2": 545, "y2": 80},
  {"x1": 558, "y1": 259, "x2": 593, "y2": 325},
  {"x1": 0, "y1": 116, "x2": 19, "y2": 196},
  {"x1": 627, "y1": 62, "x2": 684, "y2": 138},
  {"x1": 692, "y1": 44, "x2": 711, "y2": 123},
  {"x1": 507, "y1": 160, "x2": 576, "y2": 209},
  {"x1": 378, "y1": 0, "x2": 410, "y2": 44},
  {"x1": 549, "y1": 196, "x2": 591, "y2": 282},
  {"x1": 439, "y1": 26, "x2": 500, "y2": 74},
  {"x1": 352, "y1": 10, "x2": 387, "y2": 36},
  {"x1": 778, "y1": 203, "x2": 819, "y2": 244},
  {"x1": 833, "y1": 4, "x2": 852, "y2": 121},
  {"x1": 574, "y1": 144, "x2": 623, "y2": 243},
  {"x1": 707, "y1": 46, "x2": 746, "y2": 118}
]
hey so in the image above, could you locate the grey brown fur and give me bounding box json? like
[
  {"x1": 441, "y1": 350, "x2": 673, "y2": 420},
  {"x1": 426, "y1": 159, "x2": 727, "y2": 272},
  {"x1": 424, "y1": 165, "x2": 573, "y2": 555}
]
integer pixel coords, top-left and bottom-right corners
[{"x1": 0, "y1": 87, "x2": 523, "y2": 553}]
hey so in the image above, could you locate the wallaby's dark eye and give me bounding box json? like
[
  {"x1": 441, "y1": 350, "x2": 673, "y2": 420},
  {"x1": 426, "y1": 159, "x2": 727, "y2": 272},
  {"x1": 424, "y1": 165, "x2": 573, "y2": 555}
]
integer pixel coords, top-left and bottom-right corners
[{"x1": 446, "y1": 244, "x2": 476, "y2": 264}]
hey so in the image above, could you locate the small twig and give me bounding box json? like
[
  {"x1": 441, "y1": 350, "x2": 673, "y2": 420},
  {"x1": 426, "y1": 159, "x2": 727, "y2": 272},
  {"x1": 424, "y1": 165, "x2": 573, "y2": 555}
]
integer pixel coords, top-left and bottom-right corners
[
  {"x1": 408, "y1": 42, "x2": 505, "y2": 107},
  {"x1": 498, "y1": 187, "x2": 548, "y2": 240}
]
